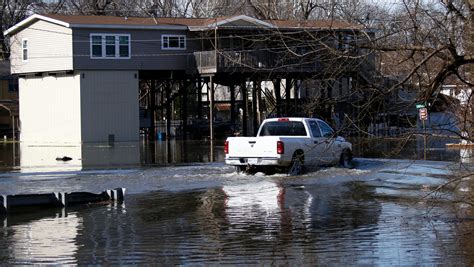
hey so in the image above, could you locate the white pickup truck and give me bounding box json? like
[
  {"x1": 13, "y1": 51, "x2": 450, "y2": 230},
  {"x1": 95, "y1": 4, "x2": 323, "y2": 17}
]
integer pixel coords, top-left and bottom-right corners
[{"x1": 224, "y1": 117, "x2": 353, "y2": 174}]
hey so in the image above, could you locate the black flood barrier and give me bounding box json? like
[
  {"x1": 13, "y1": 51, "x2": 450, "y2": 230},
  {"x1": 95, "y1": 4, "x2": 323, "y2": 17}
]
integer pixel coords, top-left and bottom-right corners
[{"x1": 0, "y1": 188, "x2": 125, "y2": 214}]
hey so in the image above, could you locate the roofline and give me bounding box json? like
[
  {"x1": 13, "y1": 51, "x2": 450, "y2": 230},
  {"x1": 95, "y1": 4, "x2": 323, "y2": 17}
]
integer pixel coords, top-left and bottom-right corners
[
  {"x1": 70, "y1": 24, "x2": 187, "y2": 30},
  {"x1": 4, "y1": 14, "x2": 70, "y2": 36},
  {"x1": 4, "y1": 13, "x2": 363, "y2": 35},
  {"x1": 207, "y1": 15, "x2": 275, "y2": 29}
]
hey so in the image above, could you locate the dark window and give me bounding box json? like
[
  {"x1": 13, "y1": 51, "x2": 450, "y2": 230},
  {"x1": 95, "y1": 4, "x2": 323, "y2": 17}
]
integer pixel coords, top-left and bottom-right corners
[
  {"x1": 105, "y1": 36, "x2": 116, "y2": 57},
  {"x1": 309, "y1": 120, "x2": 321, "y2": 137},
  {"x1": 162, "y1": 35, "x2": 186, "y2": 49},
  {"x1": 91, "y1": 35, "x2": 102, "y2": 57},
  {"x1": 22, "y1": 39, "x2": 28, "y2": 61},
  {"x1": 260, "y1": 121, "x2": 307, "y2": 136},
  {"x1": 318, "y1": 121, "x2": 334, "y2": 137},
  {"x1": 119, "y1": 36, "x2": 129, "y2": 57}
]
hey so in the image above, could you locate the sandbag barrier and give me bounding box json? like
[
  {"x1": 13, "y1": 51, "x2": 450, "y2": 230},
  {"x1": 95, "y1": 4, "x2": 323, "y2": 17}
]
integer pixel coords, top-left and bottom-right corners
[{"x1": 0, "y1": 188, "x2": 125, "y2": 214}]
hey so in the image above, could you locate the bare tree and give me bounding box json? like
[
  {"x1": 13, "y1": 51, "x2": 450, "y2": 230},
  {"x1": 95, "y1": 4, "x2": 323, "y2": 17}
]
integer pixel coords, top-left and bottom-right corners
[{"x1": 0, "y1": 0, "x2": 69, "y2": 59}]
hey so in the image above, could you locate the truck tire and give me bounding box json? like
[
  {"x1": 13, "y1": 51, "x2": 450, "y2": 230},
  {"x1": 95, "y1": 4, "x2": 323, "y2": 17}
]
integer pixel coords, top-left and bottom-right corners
[
  {"x1": 339, "y1": 149, "x2": 353, "y2": 168},
  {"x1": 262, "y1": 166, "x2": 276, "y2": 175},
  {"x1": 235, "y1": 166, "x2": 246, "y2": 173},
  {"x1": 288, "y1": 150, "x2": 304, "y2": 175}
]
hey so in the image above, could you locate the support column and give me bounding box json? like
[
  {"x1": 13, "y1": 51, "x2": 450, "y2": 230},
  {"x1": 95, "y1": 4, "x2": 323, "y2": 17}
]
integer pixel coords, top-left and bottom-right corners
[
  {"x1": 165, "y1": 81, "x2": 171, "y2": 138},
  {"x1": 256, "y1": 80, "x2": 262, "y2": 126},
  {"x1": 197, "y1": 77, "x2": 203, "y2": 119},
  {"x1": 252, "y1": 80, "x2": 258, "y2": 136},
  {"x1": 149, "y1": 80, "x2": 156, "y2": 140},
  {"x1": 241, "y1": 80, "x2": 248, "y2": 136},
  {"x1": 230, "y1": 84, "x2": 236, "y2": 124},
  {"x1": 274, "y1": 79, "x2": 282, "y2": 117},
  {"x1": 209, "y1": 76, "x2": 214, "y2": 140},
  {"x1": 294, "y1": 79, "x2": 300, "y2": 115},
  {"x1": 285, "y1": 78, "x2": 292, "y2": 116},
  {"x1": 11, "y1": 116, "x2": 15, "y2": 141},
  {"x1": 181, "y1": 80, "x2": 188, "y2": 140}
]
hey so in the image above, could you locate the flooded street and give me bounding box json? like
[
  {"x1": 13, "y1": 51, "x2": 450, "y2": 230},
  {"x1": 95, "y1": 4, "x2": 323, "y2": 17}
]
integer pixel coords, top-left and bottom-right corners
[{"x1": 0, "y1": 139, "x2": 473, "y2": 264}]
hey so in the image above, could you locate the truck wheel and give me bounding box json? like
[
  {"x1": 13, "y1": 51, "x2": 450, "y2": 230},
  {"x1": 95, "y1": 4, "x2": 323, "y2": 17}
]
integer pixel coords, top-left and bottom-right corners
[
  {"x1": 263, "y1": 166, "x2": 276, "y2": 175},
  {"x1": 339, "y1": 149, "x2": 353, "y2": 168},
  {"x1": 288, "y1": 151, "x2": 304, "y2": 176},
  {"x1": 235, "y1": 166, "x2": 246, "y2": 173}
]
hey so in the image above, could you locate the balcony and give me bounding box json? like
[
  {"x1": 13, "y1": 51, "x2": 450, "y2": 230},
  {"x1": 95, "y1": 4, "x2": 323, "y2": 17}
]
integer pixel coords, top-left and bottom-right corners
[{"x1": 190, "y1": 50, "x2": 325, "y2": 74}]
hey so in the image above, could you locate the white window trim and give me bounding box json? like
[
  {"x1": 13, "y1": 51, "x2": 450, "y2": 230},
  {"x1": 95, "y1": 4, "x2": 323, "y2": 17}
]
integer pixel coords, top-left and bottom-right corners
[
  {"x1": 22, "y1": 38, "x2": 29, "y2": 62},
  {"x1": 90, "y1": 33, "x2": 131, "y2": 59},
  {"x1": 161, "y1": 34, "x2": 186, "y2": 50}
]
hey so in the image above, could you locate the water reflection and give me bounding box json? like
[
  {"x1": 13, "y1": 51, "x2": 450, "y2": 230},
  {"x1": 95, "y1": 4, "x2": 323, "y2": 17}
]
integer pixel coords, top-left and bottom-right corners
[
  {"x1": 141, "y1": 139, "x2": 225, "y2": 164},
  {"x1": 0, "y1": 209, "x2": 80, "y2": 264},
  {"x1": 0, "y1": 142, "x2": 19, "y2": 171},
  {"x1": 222, "y1": 181, "x2": 285, "y2": 241},
  {"x1": 350, "y1": 137, "x2": 464, "y2": 162},
  {"x1": 0, "y1": 171, "x2": 472, "y2": 264},
  {"x1": 19, "y1": 142, "x2": 140, "y2": 172}
]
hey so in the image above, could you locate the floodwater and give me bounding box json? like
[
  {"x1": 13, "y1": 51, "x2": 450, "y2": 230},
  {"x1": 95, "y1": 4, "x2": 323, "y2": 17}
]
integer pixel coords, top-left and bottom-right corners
[{"x1": 0, "y1": 138, "x2": 473, "y2": 264}]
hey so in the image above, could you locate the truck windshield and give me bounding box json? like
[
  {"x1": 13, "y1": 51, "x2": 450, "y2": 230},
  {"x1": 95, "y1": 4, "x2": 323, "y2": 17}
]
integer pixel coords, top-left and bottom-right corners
[{"x1": 259, "y1": 121, "x2": 307, "y2": 136}]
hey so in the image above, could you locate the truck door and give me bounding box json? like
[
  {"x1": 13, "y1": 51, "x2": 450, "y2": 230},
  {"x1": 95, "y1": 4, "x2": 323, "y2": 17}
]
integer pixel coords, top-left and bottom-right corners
[
  {"x1": 317, "y1": 120, "x2": 338, "y2": 164},
  {"x1": 307, "y1": 120, "x2": 326, "y2": 165}
]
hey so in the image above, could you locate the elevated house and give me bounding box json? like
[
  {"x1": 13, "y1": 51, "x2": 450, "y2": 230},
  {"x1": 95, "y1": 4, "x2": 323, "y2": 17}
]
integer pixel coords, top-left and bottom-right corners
[{"x1": 5, "y1": 14, "x2": 373, "y2": 143}]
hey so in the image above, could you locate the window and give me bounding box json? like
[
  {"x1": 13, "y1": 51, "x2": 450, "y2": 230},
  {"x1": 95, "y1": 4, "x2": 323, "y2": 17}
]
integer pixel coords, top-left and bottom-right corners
[
  {"x1": 318, "y1": 121, "x2": 334, "y2": 138},
  {"x1": 260, "y1": 121, "x2": 307, "y2": 136},
  {"x1": 309, "y1": 120, "x2": 321, "y2": 137},
  {"x1": 338, "y1": 33, "x2": 353, "y2": 51},
  {"x1": 91, "y1": 35, "x2": 102, "y2": 57},
  {"x1": 105, "y1": 36, "x2": 116, "y2": 57},
  {"x1": 90, "y1": 34, "x2": 130, "y2": 59},
  {"x1": 22, "y1": 39, "x2": 28, "y2": 61},
  {"x1": 119, "y1": 36, "x2": 129, "y2": 57},
  {"x1": 162, "y1": 35, "x2": 186, "y2": 50}
]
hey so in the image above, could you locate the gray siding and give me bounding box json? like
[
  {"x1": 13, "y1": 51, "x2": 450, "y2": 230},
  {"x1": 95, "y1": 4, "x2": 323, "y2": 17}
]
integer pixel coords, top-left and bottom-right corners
[
  {"x1": 73, "y1": 29, "x2": 200, "y2": 70},
  {"x1": 10, "y1": 20, "x2": 73, "y2": 74},
  {"x1": 80, "y1": 70, "x2": 139, "y2": 142}
]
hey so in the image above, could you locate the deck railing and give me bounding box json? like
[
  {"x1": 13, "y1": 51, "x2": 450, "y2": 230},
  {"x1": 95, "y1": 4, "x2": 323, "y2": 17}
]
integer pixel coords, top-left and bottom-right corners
[{"x1": 191, "y1": 50, "x2": 327, "y2": 74}]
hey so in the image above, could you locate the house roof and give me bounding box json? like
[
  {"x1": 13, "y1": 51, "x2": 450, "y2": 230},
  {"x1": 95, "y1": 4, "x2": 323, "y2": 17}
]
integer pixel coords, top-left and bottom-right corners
[
  {"x1": 216, "y1": 103, "x2": 231, "y2": 111},
  {"x1": 4, "y1": 13, "x2": 361, "y2": 36}
]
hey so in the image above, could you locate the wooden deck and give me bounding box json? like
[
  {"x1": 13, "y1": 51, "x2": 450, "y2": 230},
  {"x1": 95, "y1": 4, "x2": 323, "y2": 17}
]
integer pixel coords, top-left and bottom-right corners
[{"x1": 190, "y1": 50, "x2": 332, "y2": 74}]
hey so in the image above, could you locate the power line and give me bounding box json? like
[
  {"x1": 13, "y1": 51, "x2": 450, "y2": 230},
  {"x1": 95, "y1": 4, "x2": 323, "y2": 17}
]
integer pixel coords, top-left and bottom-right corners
[{"x1": 8, "y1": 41, "x2": 359, "y2": 60}]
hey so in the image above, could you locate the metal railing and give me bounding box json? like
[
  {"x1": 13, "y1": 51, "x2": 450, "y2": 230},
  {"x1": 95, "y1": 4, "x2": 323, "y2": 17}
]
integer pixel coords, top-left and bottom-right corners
[{"x1": 192, "y1": 50, "x2": 325, "y2": 74}]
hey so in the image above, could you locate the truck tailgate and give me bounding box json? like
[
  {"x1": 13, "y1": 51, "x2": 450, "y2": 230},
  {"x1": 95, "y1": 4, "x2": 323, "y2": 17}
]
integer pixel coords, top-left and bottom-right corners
[{"x1": 227, "y1": 136, "x2": 280, "y2": 158}]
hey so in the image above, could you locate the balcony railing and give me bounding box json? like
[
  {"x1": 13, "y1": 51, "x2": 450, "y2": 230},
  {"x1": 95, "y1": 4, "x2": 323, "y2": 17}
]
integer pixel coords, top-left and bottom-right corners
[{"x1": 191, "y1": 50, "x2": 327, "y2": 74}]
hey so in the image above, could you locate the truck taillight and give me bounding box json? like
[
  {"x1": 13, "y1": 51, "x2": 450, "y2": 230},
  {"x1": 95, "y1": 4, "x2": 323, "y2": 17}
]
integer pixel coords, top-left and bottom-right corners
[
  {"x1": 224, "y1": 140, "x2": 229, "y2": 154},
  {"x1": 277, "y1": 141, "x2": 284, "y2": 154}
]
